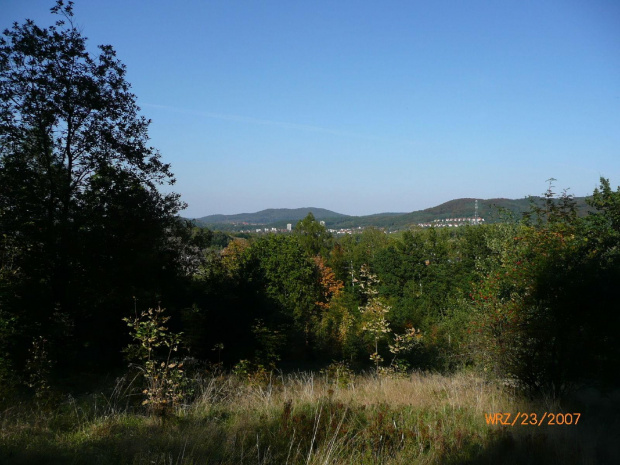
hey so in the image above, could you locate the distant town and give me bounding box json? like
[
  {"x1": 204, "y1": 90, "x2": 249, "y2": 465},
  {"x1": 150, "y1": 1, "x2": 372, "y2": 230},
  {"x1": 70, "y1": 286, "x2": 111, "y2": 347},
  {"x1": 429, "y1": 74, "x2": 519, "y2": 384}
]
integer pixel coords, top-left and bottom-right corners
[
  {"x1": 191, "y1": 196, "x2": 591, "y2": 233},
  {"x1": 236, "y1": 217, "x2": 485, "y2": 235},
  {"x1": 417, "y1": 217, "x2": 485, "y2": 228}
]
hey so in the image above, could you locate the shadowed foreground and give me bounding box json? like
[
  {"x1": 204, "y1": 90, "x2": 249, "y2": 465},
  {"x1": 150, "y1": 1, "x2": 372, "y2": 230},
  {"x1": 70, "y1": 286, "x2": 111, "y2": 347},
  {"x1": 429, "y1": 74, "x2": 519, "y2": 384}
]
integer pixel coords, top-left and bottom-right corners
[{"x1": 1, "y1": 371, "x2": 618, "y2": 464}]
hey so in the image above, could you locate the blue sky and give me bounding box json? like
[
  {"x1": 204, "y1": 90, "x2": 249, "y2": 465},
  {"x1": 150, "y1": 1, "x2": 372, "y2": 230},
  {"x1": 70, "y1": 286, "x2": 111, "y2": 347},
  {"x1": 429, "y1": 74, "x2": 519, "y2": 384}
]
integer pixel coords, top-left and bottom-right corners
[{"x1": 3, "y1": 0, "x2": 620, "y2": 217}]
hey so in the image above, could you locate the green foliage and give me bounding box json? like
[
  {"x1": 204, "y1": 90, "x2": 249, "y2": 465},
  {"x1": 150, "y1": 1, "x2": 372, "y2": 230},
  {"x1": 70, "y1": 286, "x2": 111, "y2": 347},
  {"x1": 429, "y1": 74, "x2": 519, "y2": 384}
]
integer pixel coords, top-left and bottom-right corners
[
  {"x1": 0, "y1": 0, "x2": 189, "y2": 375},
  {"x1": 523, "y1": 178, "x2": 578, "y2": 226},
  {"x1": 468, "y1": 226, "x2": 574, "y2": 391},
  {"x1": 0, "y1": 266, "x2": 18, "y2": 399},
  {"x1": 232, "y1": 320, "x2": 285, "y2": 384},
  {"x1": 210, "y1": 230, "x2": 231, "y2": 249},
  {"x1": 358, "y1": 265, "x2": 391, "y2": 371},
  {"x1": 357, "y1": 265, "x2": 421, "y2": 375},
  {"x1": 247, "y1": 234, "x2": 321, "y2": 357},
  {"x1": 294, "y1": 212, "x2": 333, "y2": 257},
  {"x1": 194, "y1": 207, "x2": 347, "y2": 227},
  {"x1": 123, "y1": 306, "x2": 189, "y2": 414},
  {"x1": 315, "y1": 290, "x2": 362, "y2": 360},
  {"x1": 251, "y1": 319, "x2": 285, "y2": 370},
  {"x1": 24, "y1": 336, "x2": 55, "y2": 399},
  {"x1": 465, "y1": 178, "x2": 620, "y2": 393},
  {"x1": 584, "y1": 177, "x2": 620, "y2": 265},
  {"x1": 320, "y1": 360, "x2": 355, "y2": 387},
  {"x1": 1, "y1": 9, "x2": 617, "y2": 404},
  {"x1": 588, "y1": 178, "x2": 620, "y2": 231}
]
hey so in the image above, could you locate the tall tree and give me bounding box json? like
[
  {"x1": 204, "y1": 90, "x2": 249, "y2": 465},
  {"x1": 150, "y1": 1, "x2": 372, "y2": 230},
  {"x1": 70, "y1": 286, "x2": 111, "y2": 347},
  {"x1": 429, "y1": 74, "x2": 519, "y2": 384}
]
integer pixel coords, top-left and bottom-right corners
[
  {"x1": 0, "y1": 1, "x2": 186, "y2": 371},
  {"x1": 294, "y1": 212, "x2": 333, "y2": 257}
]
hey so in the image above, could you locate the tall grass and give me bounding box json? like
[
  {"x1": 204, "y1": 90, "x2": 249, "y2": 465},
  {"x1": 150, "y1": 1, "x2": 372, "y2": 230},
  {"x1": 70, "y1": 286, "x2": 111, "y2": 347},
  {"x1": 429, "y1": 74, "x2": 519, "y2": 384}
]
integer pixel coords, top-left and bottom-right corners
[{"x1": 0, "y1": 370, "x2": 617, "y2": 464}]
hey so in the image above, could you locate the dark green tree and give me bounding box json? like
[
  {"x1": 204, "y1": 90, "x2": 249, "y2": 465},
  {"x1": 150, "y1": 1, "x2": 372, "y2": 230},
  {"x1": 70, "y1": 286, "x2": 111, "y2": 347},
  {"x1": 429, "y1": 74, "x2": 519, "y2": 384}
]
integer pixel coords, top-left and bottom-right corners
[
  {"x1": 586, "y1": 177, "x2": 620, "y2": 241},
  {"x1": 0, "y1": 1, "x2": 186, "y2": 373},
  {"x1": 294, "y1": 212, "x2": 333, "y2": 257},
  {"x1": 523, "y1": 178, "x2": 578, "y2": 226},
  {"x1": 248, "y1": 234, "x2": 321, "y2": 358},
  {"x1": 467, "y1": 179, "x2": 620, "y2": 393}
]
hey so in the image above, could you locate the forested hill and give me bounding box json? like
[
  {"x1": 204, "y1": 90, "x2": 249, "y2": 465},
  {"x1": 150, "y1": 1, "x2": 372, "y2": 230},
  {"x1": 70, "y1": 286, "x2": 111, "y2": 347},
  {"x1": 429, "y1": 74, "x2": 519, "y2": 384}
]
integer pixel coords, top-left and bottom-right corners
[
  {"x1": 191, "y1": 196, "x2": 591, "y2": 230},
  {"x1": 193, "y1": 207, "x2": 348, "y2": 225}
]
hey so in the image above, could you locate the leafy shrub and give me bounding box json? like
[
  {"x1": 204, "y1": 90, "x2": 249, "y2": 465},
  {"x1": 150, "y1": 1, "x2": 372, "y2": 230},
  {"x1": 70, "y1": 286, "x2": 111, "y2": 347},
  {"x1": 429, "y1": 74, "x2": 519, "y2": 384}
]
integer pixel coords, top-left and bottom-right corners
[
  {"x1": 123, "y1": 306, "x2": 190, "y2": 415},
  {"x1": 320, "y1": 360, "x2": 355, "y2": 387}
]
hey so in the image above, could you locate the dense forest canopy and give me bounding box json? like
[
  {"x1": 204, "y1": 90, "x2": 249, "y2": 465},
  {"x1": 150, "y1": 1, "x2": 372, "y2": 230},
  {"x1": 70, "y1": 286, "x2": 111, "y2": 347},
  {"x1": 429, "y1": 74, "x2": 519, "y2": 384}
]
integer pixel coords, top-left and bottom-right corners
[
  {"x1": 1, "y1": 2, "x2": 619, "y2": 406},
  {"x1": 0, "y1": 1, "x2": 196, "y2": 378}
]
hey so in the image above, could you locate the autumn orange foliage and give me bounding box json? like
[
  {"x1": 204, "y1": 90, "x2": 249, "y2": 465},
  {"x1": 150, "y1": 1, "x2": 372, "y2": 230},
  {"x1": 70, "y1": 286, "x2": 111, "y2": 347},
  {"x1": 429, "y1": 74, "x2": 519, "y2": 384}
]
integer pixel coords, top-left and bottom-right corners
[{"x1": 313, "y1": 256, "x2": 344, "y2": 310}]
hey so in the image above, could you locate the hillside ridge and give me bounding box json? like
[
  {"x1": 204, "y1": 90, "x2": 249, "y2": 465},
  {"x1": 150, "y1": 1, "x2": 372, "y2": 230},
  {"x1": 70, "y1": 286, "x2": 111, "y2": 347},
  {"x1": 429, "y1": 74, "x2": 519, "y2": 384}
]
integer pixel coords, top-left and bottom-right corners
[{"x1": 192, "y1": 196, "x2": 591, "y2": 230}]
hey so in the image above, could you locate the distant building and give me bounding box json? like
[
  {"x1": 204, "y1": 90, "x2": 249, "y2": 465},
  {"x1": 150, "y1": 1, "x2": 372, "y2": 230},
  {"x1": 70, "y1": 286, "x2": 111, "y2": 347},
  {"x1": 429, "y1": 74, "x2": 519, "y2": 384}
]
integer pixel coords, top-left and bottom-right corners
[{"x1": 287, "y1": 223, "x2": 292, "y2": 231}]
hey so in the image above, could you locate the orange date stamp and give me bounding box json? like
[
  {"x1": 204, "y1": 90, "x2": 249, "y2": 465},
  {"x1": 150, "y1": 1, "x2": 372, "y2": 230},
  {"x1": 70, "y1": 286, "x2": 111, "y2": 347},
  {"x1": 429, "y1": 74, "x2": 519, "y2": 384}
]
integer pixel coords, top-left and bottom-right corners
[{"x1": 485, "y1": 412, "x2": 581, "y2": 426}]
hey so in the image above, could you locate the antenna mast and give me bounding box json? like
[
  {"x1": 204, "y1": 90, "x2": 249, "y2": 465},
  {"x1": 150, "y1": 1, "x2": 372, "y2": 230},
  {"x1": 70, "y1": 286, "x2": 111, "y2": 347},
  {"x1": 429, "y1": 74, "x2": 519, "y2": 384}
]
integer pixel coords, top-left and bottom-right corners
[{"x1": 474, "y1": 199, "x2": 479, "y2": 224}]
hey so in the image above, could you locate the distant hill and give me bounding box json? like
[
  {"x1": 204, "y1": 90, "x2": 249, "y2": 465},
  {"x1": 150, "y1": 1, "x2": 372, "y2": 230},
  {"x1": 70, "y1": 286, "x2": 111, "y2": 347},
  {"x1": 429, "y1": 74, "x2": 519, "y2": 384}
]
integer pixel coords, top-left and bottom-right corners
[
  {"x1": 383, "y1": 197, "x2": 534, "y2": 226},
  {"x1": 193, "y1": 208, "x2": 347, "y2": 226},
  {"x1": 191, "y1": 196, "x2": 591, "y2": 231},
  {"x1": 326, "y1": 196, "x2": 591, "y2": 229},
  {"x1": 424, "y1": 196, "x2": 591, "y2": 220}
]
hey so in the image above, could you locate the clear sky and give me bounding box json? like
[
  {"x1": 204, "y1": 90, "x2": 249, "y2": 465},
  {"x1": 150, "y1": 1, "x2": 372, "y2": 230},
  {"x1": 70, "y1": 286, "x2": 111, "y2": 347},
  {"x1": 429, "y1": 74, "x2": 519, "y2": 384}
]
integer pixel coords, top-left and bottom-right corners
[{"x1": 3, "y1": 0, "x2": 620, "y2": 218}]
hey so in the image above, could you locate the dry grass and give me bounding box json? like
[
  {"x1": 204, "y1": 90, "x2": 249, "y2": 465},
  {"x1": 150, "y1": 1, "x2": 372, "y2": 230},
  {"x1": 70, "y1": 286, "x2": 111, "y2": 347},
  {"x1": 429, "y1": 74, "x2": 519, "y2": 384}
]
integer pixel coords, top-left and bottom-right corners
[{"x1": 0, "y1": 370, "x2": 617, "y2": 464}]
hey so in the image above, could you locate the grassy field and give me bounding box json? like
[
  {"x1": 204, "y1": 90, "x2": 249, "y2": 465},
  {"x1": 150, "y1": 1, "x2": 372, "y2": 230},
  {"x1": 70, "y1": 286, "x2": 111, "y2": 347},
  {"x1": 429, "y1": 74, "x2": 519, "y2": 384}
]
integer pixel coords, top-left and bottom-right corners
[{"x1": 1, "y1": 370, "x2": 617, "y2": 464}]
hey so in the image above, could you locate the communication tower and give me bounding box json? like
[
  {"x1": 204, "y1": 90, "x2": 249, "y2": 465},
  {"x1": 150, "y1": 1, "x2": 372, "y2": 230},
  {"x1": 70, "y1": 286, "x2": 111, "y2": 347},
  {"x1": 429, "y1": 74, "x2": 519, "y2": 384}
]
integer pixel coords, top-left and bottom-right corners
[{"x1": 474, "y1": 199, "x2": 479, "y2": 224}]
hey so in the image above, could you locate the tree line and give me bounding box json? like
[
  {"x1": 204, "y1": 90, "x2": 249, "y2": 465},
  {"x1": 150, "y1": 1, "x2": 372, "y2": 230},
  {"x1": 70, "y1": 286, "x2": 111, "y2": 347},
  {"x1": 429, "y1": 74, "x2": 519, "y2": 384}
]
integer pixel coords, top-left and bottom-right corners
[{"x1": 1, "y1": 3, "x2": 619, "y2": 400}]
